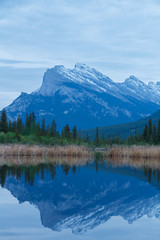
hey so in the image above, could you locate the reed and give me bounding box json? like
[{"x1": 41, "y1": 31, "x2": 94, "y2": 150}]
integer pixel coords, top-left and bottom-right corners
[
  {"x1": 104, "y1": 145, "x2": 160, "y2": 159},
  {"x1": 2, "y1": 144, "x2": 160, "y2": 167},
  {"x1": 0, "y1": 144, "x2": 90, "y2": 157}
]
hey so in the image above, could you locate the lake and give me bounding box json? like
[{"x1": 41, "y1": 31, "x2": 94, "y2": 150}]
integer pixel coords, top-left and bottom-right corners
[{"x1": 1, "y1": 157, "x2": 160, "y2": 240}]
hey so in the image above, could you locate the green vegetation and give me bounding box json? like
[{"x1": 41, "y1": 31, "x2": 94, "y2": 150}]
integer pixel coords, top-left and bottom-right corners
[
  {"x1": 0, "y1": 110, "x2": 92, "y2": 145},
  {"x1": 0, "y1": 110, "x2": 83, "y2": 145},
  {"x1": 125, "y1": 118, "x2": 160, "y2": 145},
  {"x1": 0, "y1": 109, "x2": 160, "y2": 146}
]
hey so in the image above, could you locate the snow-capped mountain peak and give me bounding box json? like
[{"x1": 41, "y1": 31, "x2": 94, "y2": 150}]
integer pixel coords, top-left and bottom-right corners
[
  {"x1": 37, "y1": 64, "x2": 114, "y2": 96},
  {"x1": 4, "y1": 63, "x2": 160, "y2": 129},
  {"x1": 75, "y1": 63, "x2": 113, "y2": 82}
]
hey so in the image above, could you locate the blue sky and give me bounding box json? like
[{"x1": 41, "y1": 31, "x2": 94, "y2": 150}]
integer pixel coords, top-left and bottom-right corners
[{"x1": 1, "y1": 0, "x2": 160, "y2": 109}]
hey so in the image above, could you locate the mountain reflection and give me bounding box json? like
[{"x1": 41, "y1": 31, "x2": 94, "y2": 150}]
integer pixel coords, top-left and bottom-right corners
[{"x1": 1, "y1": 157, "x2": 160, "y2": 234}]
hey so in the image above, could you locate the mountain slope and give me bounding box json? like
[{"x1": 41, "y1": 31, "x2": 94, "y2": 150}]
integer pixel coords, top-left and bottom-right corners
[
  {"x1": 4, "y1": 63, "x2": 160, "y2": 130},
  {"x1": 83, "y1": 109, "x2": 160, "y2": 140}
]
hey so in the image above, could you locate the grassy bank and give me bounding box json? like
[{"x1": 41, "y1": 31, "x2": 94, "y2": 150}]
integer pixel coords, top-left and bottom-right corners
[
  {"x1": 0, "y1": 144, "x2": 90, "y2": 157},
  {"x1": 102, "y1": 145, "x2": 160, "y2": 159},
  {"x1": 1, "y1": 144, "x2": 160, "y2": 166}
]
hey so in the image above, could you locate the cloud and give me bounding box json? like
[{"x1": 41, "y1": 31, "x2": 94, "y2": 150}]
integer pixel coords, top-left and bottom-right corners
[{"x1": 1, "y1": 0, "x2": 160, "y2": 108}]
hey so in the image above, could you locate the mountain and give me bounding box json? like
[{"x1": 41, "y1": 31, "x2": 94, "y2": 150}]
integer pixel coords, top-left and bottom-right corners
[
  {"x1": 4, "y1": 63, "x2": 160, "y2": 130},
  {"x1": 3, "y1": 162, "x2": 160, "y2": 234},
  {"x1": 83, "y1": 108, "x2": 160, "y2": 140}
]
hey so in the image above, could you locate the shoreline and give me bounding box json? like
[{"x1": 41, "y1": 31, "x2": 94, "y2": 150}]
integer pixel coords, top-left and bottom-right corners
[{"x1": 0, "y1": 144, "x2": 160, "y2": 164}]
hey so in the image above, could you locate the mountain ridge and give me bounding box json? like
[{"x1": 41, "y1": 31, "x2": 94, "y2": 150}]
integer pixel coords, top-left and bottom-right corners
[{"x1": 3, "y1": 63, "x2": 160, "y2": 130}]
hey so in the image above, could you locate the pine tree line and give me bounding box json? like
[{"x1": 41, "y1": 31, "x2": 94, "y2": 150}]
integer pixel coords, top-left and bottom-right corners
[
  {"x1": 0, "y1": 109, "x2": 159, "y2": 145},
  {"x1": 140, "y1": 118, "x2": 160, "y2": 144},
  {"x1": 94, "y1": 118, "x2": 160, "y2": 146},
  {"x1": 0, "y1": 109, "x2": 82, "y2": 144}
]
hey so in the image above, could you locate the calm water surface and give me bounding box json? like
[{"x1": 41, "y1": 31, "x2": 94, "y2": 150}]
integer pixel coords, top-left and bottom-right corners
[{"x1": 1, "y1": 158, "x2": 160, "y2": 240}]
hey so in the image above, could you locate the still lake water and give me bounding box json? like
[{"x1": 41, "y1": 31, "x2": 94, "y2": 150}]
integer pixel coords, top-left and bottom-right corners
[{"x1": 1, "y1": 158, "x2": 160, "y2": 240}]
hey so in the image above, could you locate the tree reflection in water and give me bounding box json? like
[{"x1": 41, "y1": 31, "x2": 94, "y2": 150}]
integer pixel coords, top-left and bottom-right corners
[{"x1": 1, "y1": 156, "x2": 160, "y2": 187}]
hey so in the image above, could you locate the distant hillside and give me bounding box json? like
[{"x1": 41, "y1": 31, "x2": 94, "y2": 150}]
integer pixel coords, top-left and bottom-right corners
[{"x1": 82, "y1": 109, "x2": 160, "y2": 140}]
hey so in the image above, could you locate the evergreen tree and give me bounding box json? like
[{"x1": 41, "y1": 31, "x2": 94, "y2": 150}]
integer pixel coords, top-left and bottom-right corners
[
  {"x1": 95, "y1": 127, "x2": 99, "y2": 146},
  {"x1": 63, "y1": 124, "x2": 71, "y2": 139},
  {"x1": 30, "y1": 121, "x2": 37, "y2": 134},
  {"x1": 12, "y1": 121, "x2": 17, "y2": 132},
  {"x1": 78, "y1": 128, "x2": 81, "y2": 143},
  {"x1": 8, "y1": 120, "x2": 12, "y2": 132},
  {"x1": 28, "y1": 113, "x2": 32, "y2": 127},
  {"x1": 112, "y1": 135, "x2": 115, "y2": 144},
  {"x1": 135, "y1": 128, "x2": 137, "y2": 141},
  {"x1": 50, "y1": 119, "x2": 57, "y2": 137},
  {"x1": 148, "y1": 118, "x2": 153, "y2": 141},
  {"x1": 157, "y1": 120, "x2": 160, "y2": 143},
  {"x1": 137, "y1": 132, "x2": 141, "y2": 142},
  {"x1": 130, "y1": 135, "x2": 134, "y2": 144},
  {"x1": 36, "y1": 122, "x2": 41, "y2": 138},
  {"x1": 116, "y1": 132, "x2": 120, "y2": 144},
  {"x1": 25, "y1": 113, "x2": 30, "y2": 134},
  {"x1": 100, "y1": 133, "x2": 105, "y2": 145},
  {"x1": 17, "y1": 115, "x2": 22, "y2": 133},
  {"x1": 46, "y1": 124, "x2": 50, "y2": 136},
  {"x1": 72, "y1": 126, "x2": 77, "y2": 140},
  {"x1": 107, "y1": 134, "x2": 112, "y2": 145},
  {"x1": 127, "y1": 135, "x2": 131, "y2": 145},
  {"x1": 153, "y1": 124, "x2": 157, "y2": 144},
  {"x1": 31, "y1": 112, "x2": 36, "y2": 122},
  {"x1": 85, "y1": 133, "x2": 90, "y2": 144},
  {"x1": 61, "y1": 130, "x2": 64, "y2": 139},
  {"x1": 0, "y1": 109, "x2": 8, "y2": 133},
  {"x1": 56, "y1": 131, "x2": 60, "y2": 139},
  {"x1": 41, "y1": 118, "x2": 45, "y2": 136},
  {"x1": 15, "y1": 131, "x2": 21, "y2": 141},
  {"x1": 143, "y1": 124, "x2": 148, "y2": 142}
]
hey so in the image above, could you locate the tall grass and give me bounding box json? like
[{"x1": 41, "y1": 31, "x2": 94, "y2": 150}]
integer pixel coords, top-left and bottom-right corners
[
  {"x1": 0, "y1": 144, "x2": 90, "y2": 157},
  {"x1": 2, "y1": 144, "x2": 160, "y2": 167},
  {"x1": 105, "y1": 145, "x2": 160, "y2": 159}
]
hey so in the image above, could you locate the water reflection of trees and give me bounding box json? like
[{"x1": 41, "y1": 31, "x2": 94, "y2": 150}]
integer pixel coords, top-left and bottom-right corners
[
  {"x1": 0, "y1": 164, "x2": 52, "y2": 187},
  {"x1": 0, "y1": 163, "x2": 81, "y2": 188},
  {"x1": 91, "y1": 154, "x2": 160, "y2": 185},
  {"x1": 0, "y1": 156, "x2": 90, "y2": 188},
  {"x1": 1, "y1": 155, "x2": 160, "y2": 188},
  {"x1": 106, "y1": 157, "x2": 160, "y2": 184}
]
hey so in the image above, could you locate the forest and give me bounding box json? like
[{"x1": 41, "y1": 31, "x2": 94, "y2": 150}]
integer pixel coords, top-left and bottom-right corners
[{"x1": 0, "y1": 109, "x2": 159, "y2": 146}]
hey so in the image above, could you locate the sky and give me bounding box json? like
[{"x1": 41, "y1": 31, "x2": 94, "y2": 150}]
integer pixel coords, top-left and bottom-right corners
[{"x1": 1, "y1": 0, "x2": 160, "y2": 109}]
